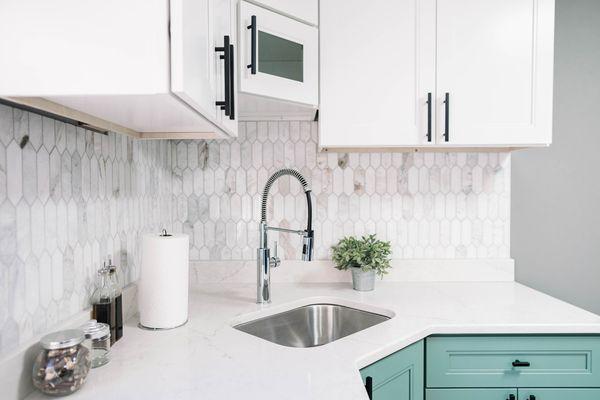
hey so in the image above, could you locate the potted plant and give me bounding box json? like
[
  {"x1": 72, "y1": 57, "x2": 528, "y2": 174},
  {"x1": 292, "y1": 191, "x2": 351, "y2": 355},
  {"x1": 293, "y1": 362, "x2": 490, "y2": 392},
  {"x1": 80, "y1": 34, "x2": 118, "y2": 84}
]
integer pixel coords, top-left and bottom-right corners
[{"x1": 331, "y1": 235, "x2": 392, "y2": 291}]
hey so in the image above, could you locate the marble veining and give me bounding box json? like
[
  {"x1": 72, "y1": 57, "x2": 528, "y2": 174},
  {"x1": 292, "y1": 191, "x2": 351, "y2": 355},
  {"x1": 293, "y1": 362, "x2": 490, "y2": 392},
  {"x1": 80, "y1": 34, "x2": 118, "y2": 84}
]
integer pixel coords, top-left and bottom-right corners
[
  {"x1": 23, "y1": 281, "x2": 600, "y2": 400},
  {"x1": 0, "y1": 104, "x2": 173, "y2": 358},
  {"x1": 172, "y1": 122, "x2": 511, "y2": 261},
  {"x1": 0, "y1": 108, "x2": 511, "y2": 361}
]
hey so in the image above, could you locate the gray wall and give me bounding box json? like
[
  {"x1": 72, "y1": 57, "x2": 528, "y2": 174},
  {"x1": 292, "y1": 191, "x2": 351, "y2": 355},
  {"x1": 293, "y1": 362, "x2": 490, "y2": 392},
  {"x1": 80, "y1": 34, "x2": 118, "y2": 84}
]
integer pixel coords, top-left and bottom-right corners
[{"x1": 512, "y1": 0, "x2": 600, "y2": 314}]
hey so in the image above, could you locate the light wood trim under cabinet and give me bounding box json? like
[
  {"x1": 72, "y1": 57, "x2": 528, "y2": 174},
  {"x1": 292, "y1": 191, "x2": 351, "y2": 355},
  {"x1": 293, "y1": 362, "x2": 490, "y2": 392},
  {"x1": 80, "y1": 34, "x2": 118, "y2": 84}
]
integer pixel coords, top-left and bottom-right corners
[
  {"x1": 4, "y1": 97, "x2": 142, "y2": 138},
  {"x1": 138, "y1": 131, "x2": 221, "y2": 140},
  {"x1": 318, "y1": 145, "x2": 548, "y2": 153},
  {"x1": 4, "y1": 97, "x2": 221, "y2": 140}
]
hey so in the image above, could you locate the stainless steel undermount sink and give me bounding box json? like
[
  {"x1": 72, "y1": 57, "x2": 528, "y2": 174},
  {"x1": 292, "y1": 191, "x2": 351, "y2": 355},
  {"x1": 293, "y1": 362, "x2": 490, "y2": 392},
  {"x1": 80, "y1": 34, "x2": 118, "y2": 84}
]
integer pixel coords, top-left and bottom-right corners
[{"x1": 234, "y1": 303, "x2": 391, "y2": 348}]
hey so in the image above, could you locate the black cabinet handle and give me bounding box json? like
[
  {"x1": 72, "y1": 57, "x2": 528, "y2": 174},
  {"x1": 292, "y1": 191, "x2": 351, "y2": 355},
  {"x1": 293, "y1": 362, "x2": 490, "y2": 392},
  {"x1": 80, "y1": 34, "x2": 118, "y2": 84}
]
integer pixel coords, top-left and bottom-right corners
[
  {"x1": 228, "y1": 43, "x2": 235, "y2": 120},
  {"x1": 529, "y1": 396, "x2": 536, "y2": 400},
  {"x1": 365, "y1": 376, "x2": 373, "y2": 400},
  {"x1": 215, "y1": 35, "x2": 231, "y2": 116},
  {"x1": 512, "y1": 360, "x2": 531, "y2": 367},
  {"x1": 247, "y1": 15, "x2": 257, "y2": 74},
  {"x1": 507, "y1": 395, "x2": 516, "y2": 400},
  {"x1": 426, "y1": 92, "x2": 432, "y2": 142},
  {"x1": 443, "y1": 92, "x2": 450, "y2": 142}
]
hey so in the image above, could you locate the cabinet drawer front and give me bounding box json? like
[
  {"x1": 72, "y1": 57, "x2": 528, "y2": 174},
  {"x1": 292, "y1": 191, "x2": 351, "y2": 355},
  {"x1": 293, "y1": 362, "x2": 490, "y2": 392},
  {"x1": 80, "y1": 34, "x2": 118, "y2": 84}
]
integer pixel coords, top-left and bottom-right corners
[
  {"x1": 426, "y1": 336, "x2": 600, "y2": 388},
  {"x1": 427, "y1": 388, "x2": 517, "y2": 400},
  {"x1": 519, "y1": 389, "x2": 600, "y2": 400}
]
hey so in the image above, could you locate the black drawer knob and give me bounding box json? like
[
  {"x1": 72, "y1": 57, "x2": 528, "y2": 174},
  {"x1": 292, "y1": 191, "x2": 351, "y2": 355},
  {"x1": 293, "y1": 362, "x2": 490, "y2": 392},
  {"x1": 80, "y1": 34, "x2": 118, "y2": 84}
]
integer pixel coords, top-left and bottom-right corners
[{"x1": 512, "y1": 359, "x2": 531, "y2": 367}]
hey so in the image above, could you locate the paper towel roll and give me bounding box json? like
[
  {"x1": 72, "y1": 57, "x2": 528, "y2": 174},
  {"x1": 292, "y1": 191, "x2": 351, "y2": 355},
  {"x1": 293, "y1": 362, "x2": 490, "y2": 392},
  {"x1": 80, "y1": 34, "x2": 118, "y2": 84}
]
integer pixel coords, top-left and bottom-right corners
[{"x1": 139, "y1": 231, "x2": 189, "y2": 329}]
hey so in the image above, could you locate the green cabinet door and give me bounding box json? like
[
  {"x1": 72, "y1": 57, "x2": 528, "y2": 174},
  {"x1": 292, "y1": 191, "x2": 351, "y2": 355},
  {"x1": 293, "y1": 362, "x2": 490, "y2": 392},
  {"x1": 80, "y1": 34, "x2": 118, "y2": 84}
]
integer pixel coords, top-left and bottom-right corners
[
  {"x1": 518, "y1": 389, "x2": 600, "y2": 400},
  {"x1": 360, "y1": 341, "x2": 424, "y2": 400},
  {"x1": 427, "y1": 389, "x2": 517, "y2": 400}
]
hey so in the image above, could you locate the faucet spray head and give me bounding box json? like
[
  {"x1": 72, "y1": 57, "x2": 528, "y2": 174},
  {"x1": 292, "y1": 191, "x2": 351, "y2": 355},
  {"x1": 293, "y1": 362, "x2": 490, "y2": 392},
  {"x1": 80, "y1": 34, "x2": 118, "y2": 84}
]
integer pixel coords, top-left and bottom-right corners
[{"x1": 302, "y1": 230, "x2": 314, "y2": 261}]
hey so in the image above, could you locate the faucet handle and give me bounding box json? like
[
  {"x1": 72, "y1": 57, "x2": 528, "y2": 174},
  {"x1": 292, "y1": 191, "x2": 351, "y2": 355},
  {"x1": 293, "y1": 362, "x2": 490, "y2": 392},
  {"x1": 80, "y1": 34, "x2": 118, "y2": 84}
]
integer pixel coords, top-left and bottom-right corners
[{"x1": 270, "y1": 241, "x2": 281, "y2": 268}]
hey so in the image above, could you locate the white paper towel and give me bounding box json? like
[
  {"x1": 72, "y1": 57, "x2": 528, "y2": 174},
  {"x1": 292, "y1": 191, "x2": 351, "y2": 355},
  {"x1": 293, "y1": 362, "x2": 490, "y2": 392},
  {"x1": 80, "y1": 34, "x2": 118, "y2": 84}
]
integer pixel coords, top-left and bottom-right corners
[{"x1": 139, "y1": 232, "x2": 189, "y2": 329}]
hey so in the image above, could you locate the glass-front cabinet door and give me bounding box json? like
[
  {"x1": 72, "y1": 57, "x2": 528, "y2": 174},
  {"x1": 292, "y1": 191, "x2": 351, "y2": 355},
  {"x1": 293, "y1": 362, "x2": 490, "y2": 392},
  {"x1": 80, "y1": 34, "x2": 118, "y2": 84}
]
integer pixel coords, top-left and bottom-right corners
[{"x1": 239, "y1": 1, "x2": 318, "y2": 106}]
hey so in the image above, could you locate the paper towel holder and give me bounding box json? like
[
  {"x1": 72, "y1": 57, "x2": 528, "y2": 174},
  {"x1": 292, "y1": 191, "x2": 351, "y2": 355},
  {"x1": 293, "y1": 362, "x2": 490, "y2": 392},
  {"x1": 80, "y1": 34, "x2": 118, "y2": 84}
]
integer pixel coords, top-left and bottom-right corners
[
  {"x1": 138, "y1": 319, "x2": 188, "y2": 331},
  {"x1": 139, "y1": 230, "x2": 189, "y2": 331},
  {"x1": 159, "y1": 228, "x2": 172, "y2": 237}
]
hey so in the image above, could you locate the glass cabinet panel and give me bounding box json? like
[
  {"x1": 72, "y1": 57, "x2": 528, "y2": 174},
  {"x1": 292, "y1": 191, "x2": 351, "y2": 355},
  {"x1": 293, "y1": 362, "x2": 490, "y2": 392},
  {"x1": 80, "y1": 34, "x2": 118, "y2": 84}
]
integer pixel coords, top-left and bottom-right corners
[{"x1": 258, "y1": 31, "x2": 303, "y2": 82}]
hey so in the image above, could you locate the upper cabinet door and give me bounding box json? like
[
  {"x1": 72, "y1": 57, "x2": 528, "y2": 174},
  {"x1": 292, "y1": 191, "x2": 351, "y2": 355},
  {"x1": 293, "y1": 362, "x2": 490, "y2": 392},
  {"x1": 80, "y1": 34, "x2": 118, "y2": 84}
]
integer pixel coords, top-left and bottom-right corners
[
  {"x1": 248, "y1": 0, "x2": 319, "y2": 25},
  {"x1": 213, "y1": 0, "x2": 238, "y2": 136},
  {"x1": 239, "y1": 1, "x2": 318, "y2": 106},
  {"x1": 170, "y1": 0, "x2": 217, "y2": 119},
  {"x1": 436, "y1": 0, "x2": 555, "y2": 146},
  {"x1": 319, "y1": 0, "x2": 436, "y2": 148}
]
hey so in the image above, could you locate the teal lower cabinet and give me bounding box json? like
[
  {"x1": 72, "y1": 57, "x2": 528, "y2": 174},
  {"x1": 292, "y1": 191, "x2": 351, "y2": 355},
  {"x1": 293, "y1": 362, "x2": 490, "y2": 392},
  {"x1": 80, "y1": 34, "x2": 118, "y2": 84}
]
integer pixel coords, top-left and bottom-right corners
[
  {"x1": 425, "y1": 336, "x2": 600, "y2": 400},
  {"x1": 426, "y1": 389, "x2": 517, "y2": 400},
  {"x1": 518, "y1": 389, "x2": 600, "y2": 400},
  {"x1": 358, "y1": 336, "x2": 600, "y2": 399},
  {"x1": 426, "y1": 336, "x2": 600, "y2": 388},
  {"x1": 360, "y1": 340, "x2": 424, "y2": 400}
]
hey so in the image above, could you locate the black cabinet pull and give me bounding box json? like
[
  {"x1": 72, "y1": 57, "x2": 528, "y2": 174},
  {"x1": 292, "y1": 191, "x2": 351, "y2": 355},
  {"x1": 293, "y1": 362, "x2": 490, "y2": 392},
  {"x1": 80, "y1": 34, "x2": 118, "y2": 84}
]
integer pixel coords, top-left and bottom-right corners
[
  {"x1": 426, "y1": 92, "x2": 432, "y2": 142},
  {"x1": 215, "y1": 35, "x2": 231, "y2": 116},
  {"x1": 228, "y1": 43, "x2": 235, "y2": 120},
  {"x1": 512, "y1": 360, "x2": 531, "y2": 367},
  {"x1": 443, "y1": 92, "x2": 450, "y2": 142},
  {"x1": 507, "y1": 395, "x2": 516, "y2": 400},
  {"x1": 365, "y1": 376, "x2": 373, "y2": 400},
  {"x1": 247, "y1": 15, "x2": 257, "y2": 74},
  {"x1": 529, "y1": 396, "x2": 536, "y2": 400}
]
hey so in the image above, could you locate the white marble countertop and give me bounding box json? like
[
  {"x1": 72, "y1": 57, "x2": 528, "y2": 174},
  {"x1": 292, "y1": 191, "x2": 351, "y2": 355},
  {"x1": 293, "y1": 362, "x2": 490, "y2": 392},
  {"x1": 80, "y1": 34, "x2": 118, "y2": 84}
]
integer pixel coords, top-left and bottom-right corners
[{"x1": 27, "y1": 282, "x2": 600, "y2": 400}]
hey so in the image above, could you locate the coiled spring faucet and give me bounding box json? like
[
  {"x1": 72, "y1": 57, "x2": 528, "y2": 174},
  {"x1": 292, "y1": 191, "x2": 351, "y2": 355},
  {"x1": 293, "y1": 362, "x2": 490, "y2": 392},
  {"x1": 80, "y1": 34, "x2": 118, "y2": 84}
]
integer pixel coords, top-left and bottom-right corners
[{"x1": 257, "y1": 169, "x2": 313, "y2": 303}]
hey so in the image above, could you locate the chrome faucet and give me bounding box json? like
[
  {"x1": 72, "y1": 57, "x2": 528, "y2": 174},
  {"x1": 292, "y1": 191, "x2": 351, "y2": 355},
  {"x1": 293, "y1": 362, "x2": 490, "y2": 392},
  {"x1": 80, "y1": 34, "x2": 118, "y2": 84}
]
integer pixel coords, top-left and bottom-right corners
[{"x1": 257, "y1": 169, "x2": 314, "y2": 303}]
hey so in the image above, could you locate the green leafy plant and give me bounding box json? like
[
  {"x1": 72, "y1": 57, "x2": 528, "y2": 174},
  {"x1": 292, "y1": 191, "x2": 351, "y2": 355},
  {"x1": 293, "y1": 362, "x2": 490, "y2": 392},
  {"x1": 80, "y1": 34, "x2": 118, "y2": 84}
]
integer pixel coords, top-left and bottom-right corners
[{"x1": 331, "y1": 235, "x2": 392, "y2": 277}]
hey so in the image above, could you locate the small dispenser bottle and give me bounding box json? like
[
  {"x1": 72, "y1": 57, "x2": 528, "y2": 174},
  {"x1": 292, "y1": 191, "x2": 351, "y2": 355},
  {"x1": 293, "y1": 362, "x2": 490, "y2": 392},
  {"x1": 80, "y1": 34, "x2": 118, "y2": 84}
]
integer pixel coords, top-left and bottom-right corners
[
  {"x1": 107, "y1": 257, "x2": 123, "y2": 342},
  {"x1": 91, "y1": 265, "x2": 116, "y2": 345}
]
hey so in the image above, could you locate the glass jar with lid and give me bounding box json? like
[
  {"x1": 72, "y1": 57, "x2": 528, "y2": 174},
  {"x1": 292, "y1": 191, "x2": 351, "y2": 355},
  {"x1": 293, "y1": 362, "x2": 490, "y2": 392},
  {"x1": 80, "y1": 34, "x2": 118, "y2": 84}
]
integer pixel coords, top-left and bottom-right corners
[
  {"x1": 32, "y1": 329, "x2": 91, "y2": 396},
  {"x1": 80, "y1": 319, "x2": 111, "y2": 368}
]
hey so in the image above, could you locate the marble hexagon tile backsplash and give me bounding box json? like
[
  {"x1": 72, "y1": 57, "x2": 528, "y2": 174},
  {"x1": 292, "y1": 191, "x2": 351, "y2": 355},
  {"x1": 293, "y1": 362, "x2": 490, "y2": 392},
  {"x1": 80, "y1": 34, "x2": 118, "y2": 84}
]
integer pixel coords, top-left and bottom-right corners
[
  {"x1": 171, "y1": 121, "x2": 510, "y2": 261},
  {"x1": 0, "y1": 106, "x2": 509, "y2": 358},
  {"x1": 0, "y1": 103, "x2": 172, "y2": 357}
]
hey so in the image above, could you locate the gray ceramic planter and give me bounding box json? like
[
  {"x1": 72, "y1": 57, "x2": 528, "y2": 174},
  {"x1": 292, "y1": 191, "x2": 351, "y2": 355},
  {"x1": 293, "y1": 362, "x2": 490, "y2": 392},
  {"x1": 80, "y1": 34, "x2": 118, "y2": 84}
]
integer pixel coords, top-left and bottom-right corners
[{"x1": 351, "y1": 268, "x2": 375, "y2": 291}]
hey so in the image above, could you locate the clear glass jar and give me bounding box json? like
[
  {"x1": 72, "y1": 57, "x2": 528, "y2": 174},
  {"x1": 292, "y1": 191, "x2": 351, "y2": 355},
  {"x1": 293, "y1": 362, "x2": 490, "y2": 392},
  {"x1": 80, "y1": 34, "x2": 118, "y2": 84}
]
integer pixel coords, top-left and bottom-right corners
[
  {"x1": 81, "y1": 320, "x2": 111, "y2": 368},
  {"x1": 32, "y1": 329, "x2": 91, "y2": 396}
]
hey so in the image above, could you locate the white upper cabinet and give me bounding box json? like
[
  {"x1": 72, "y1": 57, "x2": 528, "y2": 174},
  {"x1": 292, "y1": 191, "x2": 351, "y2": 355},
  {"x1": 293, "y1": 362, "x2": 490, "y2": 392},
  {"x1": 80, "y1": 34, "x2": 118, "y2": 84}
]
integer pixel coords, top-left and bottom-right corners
[
  {"x1": 436, "y1": 0, "x2": 554, "y2": 146},
  {"x1": 213, "y1": 0, "x2": 238, "y2": 133},
  {"x1": 170, "y1": 0, "x2": 217, "y2": 121},
  {"x1": 247, "y1": 0, "x2": 318, "y2": 25},
  {"x1": 0, "y1": 0, "x2": 238, "y2": 139},
  {"x1": 319, "y1": 0, "x2": 555, "y2": 149},
  {"x1": 238, "y1": 1, "x2": 318, "y2": 107},
  {"x1": 320, "y1": 0, "x2": 436, "y2": 148}
]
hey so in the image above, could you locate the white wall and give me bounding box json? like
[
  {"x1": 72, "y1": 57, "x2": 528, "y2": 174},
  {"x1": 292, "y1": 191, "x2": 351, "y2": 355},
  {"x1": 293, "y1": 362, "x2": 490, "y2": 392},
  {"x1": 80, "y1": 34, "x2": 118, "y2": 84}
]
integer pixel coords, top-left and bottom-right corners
[{"x1": 512, "y1": 0, "x2": 600, "y2": 314}]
